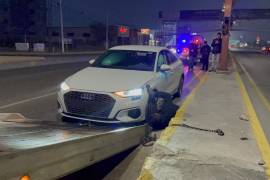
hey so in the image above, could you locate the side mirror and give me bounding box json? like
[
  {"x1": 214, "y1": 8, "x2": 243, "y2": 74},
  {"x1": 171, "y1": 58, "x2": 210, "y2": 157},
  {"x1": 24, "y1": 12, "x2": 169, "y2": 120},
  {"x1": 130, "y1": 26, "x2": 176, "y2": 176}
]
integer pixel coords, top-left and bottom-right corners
[
  {"x1": 160, "y1": 64, "x2": 171, "y2": 72},
  {"x1": 89, "y1": 59, "x2": 95, "y2": 65}
]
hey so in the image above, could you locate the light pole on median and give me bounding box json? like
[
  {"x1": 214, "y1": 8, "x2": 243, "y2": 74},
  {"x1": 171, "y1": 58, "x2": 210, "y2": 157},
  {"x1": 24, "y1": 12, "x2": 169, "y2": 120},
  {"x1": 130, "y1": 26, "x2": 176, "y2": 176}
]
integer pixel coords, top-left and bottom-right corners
[
  {"x1": 59, "y1": 0, "x2": 65, "y2": 53},
  {"x1": 219, "y1": 0, "x2": 233, "y2": 71},
  {"x1": 105, "y1": 14, "x2": 109, "y2": 50}
]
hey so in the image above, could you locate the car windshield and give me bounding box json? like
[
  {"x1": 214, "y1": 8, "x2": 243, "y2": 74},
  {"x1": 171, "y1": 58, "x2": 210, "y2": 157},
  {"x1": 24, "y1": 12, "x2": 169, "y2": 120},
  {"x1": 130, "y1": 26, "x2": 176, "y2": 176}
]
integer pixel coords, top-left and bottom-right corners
[{"x1": 93, "y1": 50, "x2": 156, "y2": 71}]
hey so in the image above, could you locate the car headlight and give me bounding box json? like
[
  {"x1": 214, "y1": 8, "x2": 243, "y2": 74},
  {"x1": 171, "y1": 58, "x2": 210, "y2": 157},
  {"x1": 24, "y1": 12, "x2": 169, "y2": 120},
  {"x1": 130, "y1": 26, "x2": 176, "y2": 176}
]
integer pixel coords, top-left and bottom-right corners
[
  {"x1": 60, "y1": 82, "x2": 70, "y2": 91},
  {"x1": 170, "y1": 48, "x2": 177, "y2": 54},
  {"x1": 114, "y1": 88, "x2": 143, "y2": 98}
]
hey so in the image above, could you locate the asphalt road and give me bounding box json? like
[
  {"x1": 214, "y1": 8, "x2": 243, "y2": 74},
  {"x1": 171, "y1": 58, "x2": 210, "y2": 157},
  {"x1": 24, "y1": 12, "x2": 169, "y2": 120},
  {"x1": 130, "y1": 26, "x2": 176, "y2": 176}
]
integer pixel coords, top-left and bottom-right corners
[
  {"x1": 0, "y1": 58, "x2": 89, "y2": 121},
  {"x1": 0, "y1": 56, "x2": 202, "y2": 180},
  {"x1": 234, "y1": 52, "x2": 270, "y2": 142},
  {"x1": 0, "y1": 56, "x2": 200, "y2": 122}
]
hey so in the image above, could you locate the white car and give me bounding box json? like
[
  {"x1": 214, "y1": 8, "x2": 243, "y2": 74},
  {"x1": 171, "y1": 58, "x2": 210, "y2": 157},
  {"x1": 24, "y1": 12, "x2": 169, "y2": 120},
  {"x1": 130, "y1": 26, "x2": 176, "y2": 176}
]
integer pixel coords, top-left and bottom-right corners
[{"x1": 57, "y1": 45, "x2": 184, "y2": 124}]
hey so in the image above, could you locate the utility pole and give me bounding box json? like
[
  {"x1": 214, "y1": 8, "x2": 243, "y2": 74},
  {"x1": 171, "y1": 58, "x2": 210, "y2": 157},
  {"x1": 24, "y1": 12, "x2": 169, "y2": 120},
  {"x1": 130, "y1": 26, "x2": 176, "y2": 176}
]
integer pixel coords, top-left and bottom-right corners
[
  {"x1": 219, "y1": 0, "x2": 233, "y2": 71},
  {"x1": 105, "y1": 15, "x2": 109, "y2": 49},
  {"x1": 59, "y1": 0, "x2": 65, "y2": 53},
  {"x1": 24, "y1": 32, "x2": 27, "y2": 43}
]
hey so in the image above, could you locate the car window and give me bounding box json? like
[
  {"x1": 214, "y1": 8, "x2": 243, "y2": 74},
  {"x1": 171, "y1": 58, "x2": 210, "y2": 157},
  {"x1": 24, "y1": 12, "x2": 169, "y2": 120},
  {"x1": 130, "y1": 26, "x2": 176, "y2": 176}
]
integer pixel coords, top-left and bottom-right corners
[
  {"x1": 157, "y1": 51, "x2": 168, "y2": 71},
  {"x1": 165, "y1": 51, "x2": 178, "y2": 64},
  {"x1": 93, "y1": 50, "x2": 156, "y2": 71}
]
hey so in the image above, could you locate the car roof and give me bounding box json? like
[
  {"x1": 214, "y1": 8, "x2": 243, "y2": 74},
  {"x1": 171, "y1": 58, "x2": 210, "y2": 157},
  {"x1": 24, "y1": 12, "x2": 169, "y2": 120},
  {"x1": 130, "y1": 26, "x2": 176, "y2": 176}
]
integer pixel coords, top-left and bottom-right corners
[{"x1": 109, "y1": 45, "x2": 166, "y2": 53}]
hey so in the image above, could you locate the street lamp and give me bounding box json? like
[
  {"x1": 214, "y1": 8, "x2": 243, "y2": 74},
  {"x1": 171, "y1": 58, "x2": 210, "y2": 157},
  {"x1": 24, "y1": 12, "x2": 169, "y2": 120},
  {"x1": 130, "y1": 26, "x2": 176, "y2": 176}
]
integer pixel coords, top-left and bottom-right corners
[
  {"x1": 105, "y1": 14, "x2": 109, "y2": 50},
  {"x1": 59, "y1": 0, "x2": 64, "y2": 53}
]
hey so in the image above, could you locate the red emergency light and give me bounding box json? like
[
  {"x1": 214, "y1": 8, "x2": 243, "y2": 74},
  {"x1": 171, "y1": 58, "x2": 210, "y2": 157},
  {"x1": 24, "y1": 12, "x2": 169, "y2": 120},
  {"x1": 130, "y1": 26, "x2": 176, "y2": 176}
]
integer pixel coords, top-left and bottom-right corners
[
  {"x1": 182, "y1": 47, "x2": 189, "y2": 56},
  {"x1": 119, "y1": 26, "x2": 128, "y2": 34},
  {"x1": 192, "y1": 36, "x2": 203, "y2": 45}
]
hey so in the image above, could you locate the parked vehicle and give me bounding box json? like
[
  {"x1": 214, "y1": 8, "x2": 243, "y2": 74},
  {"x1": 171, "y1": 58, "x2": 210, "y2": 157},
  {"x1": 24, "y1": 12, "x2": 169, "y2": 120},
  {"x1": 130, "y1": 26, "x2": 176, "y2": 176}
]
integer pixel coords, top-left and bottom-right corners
[{"x1": 262, "y1": 46, "x2": 270, "y2": 54}]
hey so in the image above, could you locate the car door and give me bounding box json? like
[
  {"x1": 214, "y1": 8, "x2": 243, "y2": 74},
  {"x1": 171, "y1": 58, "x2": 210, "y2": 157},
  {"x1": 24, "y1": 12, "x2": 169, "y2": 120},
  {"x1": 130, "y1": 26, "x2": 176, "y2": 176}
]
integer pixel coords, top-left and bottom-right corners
[
  {"x1": 153, "y1": 50, "x2": 173, "y2": 93},
  {"x1": 164, "y1": 50, "x2": 183, "y2": 94}
]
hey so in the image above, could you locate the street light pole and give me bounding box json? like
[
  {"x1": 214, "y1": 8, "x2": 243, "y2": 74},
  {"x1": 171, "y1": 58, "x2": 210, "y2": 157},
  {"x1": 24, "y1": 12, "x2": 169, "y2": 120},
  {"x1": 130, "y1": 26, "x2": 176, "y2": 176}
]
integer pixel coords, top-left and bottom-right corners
[
  {"x1": 219, "y1": 0, "x2": 233, "y2": 71},
  {"x1": 59, "y1": 0, "x2": 65, "y2": 53},
  {"x1": 105, "y1": 15, "x2": 109, "y2": 50}
]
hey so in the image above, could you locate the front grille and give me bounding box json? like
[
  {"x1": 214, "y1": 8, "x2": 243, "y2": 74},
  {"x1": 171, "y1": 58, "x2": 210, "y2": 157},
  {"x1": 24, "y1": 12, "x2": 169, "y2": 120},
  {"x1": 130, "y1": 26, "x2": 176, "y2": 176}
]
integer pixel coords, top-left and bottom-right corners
[{"x1": 64, "y1": 91, "x2": 115, "y2": 118}]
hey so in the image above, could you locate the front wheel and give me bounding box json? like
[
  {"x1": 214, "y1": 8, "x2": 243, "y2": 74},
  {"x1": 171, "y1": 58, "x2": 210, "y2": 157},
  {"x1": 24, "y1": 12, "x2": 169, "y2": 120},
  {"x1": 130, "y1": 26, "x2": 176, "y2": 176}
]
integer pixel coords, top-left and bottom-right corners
[{"x1": 175, "y1": 76, "x2": 184, "y2": 98}]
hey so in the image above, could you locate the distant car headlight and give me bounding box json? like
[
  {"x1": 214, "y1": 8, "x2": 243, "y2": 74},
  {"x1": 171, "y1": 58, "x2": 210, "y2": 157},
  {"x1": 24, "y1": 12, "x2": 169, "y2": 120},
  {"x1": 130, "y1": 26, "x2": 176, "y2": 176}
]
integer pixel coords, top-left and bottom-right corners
[
  {"x1": 60, "y1": 82, "x2": 70, "y2": 91},
  {"x1": 170, "y1": 48, "x2": 177, "y2": 54},
  {"x1": 114, "y1": 88, "x2": 143, "y2": 98}
]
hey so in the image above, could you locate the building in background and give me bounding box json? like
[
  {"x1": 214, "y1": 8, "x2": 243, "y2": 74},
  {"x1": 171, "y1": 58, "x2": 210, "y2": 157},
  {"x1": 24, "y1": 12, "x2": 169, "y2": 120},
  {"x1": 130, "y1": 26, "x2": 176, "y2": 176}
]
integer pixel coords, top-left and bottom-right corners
[
  {"x1": 0, "y1": 0, "x2": 47, "y2": 47},
  {"x1": 0, "y1": 0, "x2": 153, "y2": 51},
  {"x1": 0, "y1": 0, "x2": 10, "y2": 46},
  {"x1": 47, "y1": 26, "x2": 98, "y2": 51},
  {"x1": 138, "y1": 28, "x2": 151, "y2": 45},
  {"x1": 157, "y1": 11, "x2": 179, "y2": 46},
  {"x1": 159, "y1": 9, "x2": 270, "y2": 48}
]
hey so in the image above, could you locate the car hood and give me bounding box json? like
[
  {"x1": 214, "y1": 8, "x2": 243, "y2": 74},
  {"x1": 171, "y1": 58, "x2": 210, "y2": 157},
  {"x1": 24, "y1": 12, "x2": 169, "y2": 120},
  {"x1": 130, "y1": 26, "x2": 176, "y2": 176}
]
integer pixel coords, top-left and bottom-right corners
[{"x1": 65, "y1": 67, "x2": 156, "y2": 92}]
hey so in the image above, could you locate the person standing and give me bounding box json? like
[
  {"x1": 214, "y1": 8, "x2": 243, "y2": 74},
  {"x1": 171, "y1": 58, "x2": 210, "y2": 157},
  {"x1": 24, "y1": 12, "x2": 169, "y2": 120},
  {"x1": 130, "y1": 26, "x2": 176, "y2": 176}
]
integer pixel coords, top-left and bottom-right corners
[
  {"x1": 200, "y1": 40, "x2": 211, "y2": 71},
  {"x1": 188, "y1": 41, "x2": 198, "y2": 71},
  {"x1": 211, "y1": 32, "x2": 222, "y2": 71}
]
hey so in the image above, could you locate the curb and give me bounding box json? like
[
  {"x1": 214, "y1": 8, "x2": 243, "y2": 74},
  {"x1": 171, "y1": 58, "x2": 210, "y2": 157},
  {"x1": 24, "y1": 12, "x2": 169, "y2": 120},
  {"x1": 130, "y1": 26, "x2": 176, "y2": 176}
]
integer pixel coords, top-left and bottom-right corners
[
  {"x1": 137, "y1": 73, "x2": 208, "y2": 180},
  {"x1": 0, "y1": 51, "x2": 104, "y2": 57},
  {"x1": 0, "y1": 52, "x2": 103, "y2": 71},
  {"x1": 0, "y1": 59, "x2": 90, "y2": 71},
  {"x1": 159, "y1": 73, "x2": 208, "y2": 144},
  {"x1": 233, "y1": 56, "x2": 270, "y2": 179}
]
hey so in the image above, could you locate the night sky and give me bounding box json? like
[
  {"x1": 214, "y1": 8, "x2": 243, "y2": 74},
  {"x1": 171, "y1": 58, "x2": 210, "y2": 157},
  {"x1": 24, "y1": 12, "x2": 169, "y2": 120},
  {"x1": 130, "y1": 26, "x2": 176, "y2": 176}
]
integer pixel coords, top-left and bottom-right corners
[{"x1": 57, "y1": 0, "x2": 270, "y2": 28}]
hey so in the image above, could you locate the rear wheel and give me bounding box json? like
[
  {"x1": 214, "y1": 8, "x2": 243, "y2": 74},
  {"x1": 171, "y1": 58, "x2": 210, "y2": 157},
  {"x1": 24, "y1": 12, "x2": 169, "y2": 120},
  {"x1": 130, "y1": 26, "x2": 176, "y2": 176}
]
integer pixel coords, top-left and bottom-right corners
[{"x1": 175, "y1": 75, "x2": 184, "y2": 98}]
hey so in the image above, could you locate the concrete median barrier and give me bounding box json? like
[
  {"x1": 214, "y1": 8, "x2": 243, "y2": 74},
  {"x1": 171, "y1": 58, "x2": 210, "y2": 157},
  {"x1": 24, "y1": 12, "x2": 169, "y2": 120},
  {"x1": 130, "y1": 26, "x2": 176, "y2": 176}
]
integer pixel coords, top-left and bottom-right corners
[{"x1": 0, "y1": 56, "x2": 45, "y2": 64}]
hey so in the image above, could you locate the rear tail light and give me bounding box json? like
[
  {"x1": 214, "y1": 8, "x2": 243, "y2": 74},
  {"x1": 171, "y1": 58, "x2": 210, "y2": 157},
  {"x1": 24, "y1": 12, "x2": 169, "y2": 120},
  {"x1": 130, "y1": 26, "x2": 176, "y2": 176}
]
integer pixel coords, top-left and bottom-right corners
[{"x1": 182, "y1": 48, "x2": 189, "y2": 56}]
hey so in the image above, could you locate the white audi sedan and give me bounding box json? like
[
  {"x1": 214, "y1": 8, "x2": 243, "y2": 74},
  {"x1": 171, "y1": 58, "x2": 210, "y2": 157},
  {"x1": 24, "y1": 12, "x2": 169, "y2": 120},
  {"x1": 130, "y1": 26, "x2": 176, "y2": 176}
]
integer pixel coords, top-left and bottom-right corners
[{"x1": 57, "y1": 45, "x2": 184, "y2": 124}]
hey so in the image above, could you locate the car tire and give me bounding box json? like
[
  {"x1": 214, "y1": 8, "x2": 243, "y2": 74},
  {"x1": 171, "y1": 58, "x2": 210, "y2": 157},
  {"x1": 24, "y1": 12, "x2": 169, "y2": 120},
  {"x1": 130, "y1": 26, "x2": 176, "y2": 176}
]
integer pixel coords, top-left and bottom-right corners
[{"x1": 175, "y1": 75, "x2": 184, "y2": 98}]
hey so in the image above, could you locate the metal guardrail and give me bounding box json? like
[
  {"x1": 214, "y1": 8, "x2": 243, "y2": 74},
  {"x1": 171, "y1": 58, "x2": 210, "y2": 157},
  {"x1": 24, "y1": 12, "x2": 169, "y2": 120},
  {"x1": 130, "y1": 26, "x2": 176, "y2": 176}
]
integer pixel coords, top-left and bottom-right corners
[
  {"x1": 0, "y1": 116, "x2": 147, "y2": 180},
  {"x1": 0, "y1": 51, "x2": 105, "y2": 57}
]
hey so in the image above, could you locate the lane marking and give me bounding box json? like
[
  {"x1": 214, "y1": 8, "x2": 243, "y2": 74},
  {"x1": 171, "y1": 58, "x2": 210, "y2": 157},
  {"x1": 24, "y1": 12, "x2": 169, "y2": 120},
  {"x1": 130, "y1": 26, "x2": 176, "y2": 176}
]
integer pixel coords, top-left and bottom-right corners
[
  {"x1": 138, "y1": 157, "x2": 154, "y2": 180},
  {"x1": 0, "y1": 113, "x2": 26, "y2": 122},
  {"x1": 237, "y1": 59, "x2": 270, "y2": 112},
  {"x1": 173, "y1": 70, "x2": 203, "y2": 105},
  {"x1": 138, "y1": 73, "x2": 208, "y2": 180},
  {"x1": 184, "y1": 70, "x2": 203, "y2": 89},
  {"x1": 234, "y1": 62, "x2": 270, "y2": 178},
  {"x1": 159, "y1": 73, "x2": 208, "y2": 144},
  {"x1": 0, "y1": 92, "x2": 57, "y2": 109}
]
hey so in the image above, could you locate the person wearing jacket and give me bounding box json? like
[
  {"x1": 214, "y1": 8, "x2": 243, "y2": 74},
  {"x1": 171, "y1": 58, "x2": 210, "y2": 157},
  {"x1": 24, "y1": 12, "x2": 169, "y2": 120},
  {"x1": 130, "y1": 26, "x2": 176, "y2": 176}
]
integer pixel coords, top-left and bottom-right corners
[
  {"x1": 211, "y1": 32, "x2": 222, "y2": 71},
  {"x1": 200, "y1": 40, "x2": 211, "y2": 71}
]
